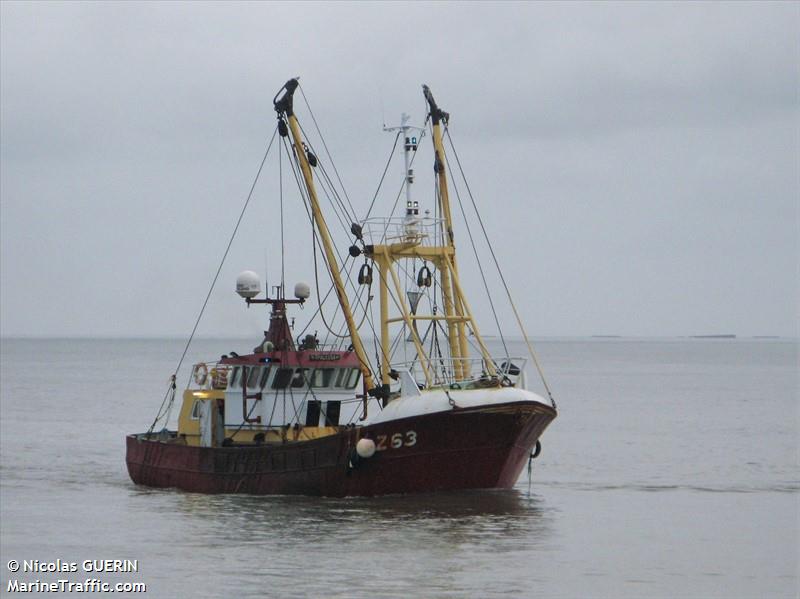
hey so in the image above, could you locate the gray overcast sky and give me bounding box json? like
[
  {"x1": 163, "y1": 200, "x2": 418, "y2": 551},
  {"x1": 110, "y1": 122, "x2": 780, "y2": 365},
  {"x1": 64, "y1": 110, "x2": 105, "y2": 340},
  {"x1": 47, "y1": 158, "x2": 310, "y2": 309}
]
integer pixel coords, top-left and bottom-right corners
[{"x1": 1, "y1": 1, "x2": 798, "y2": 339}]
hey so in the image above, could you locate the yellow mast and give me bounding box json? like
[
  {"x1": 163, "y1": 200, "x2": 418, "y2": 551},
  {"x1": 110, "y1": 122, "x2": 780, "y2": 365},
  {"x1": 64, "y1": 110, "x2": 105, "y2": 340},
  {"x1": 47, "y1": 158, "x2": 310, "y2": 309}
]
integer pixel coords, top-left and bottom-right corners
[
  {"x1": 424, "y1": 85, "x2": 470, "y2": 380},
  {"x1": 273, "y1": 79, "x2": 376, "y2": 393},
  {"x1": 365, "y1": 85, "x2": 496, "y2": 385},
  {"x1": 424, "y1": 85, "x2": 495, "y2": 379}
]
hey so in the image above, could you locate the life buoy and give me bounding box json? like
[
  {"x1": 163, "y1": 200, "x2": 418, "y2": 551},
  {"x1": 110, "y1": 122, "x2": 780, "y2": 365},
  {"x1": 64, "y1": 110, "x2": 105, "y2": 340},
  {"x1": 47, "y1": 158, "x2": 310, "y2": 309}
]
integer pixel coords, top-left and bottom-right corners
[{"x1": 193, "y1": 363, "x2": 209, "y2": 386}]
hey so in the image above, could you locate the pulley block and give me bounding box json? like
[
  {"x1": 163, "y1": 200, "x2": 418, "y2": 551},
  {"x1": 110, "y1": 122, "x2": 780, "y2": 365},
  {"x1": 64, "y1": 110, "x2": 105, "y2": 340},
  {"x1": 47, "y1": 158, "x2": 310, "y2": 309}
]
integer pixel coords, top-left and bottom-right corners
[
  {"x1": 358, "y1": 263, "x2": 373, "y2": 285},
  {"x1": 417, "y1": 264, "x2": 433, "y2": 287}
]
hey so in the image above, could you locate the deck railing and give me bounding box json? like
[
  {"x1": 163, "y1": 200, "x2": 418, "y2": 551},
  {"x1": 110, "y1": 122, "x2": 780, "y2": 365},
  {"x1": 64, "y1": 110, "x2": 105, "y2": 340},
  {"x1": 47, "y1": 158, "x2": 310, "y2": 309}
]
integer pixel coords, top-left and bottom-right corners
[
  {"x1": 396, "y1": 356, "x2": 528, "y2": 388},
  {"x1": 359, "y1": 216, "x2": 445, "y2": 247},
  {"x1": 188, "y1": 355, "x2": 528, "y2": 393}
]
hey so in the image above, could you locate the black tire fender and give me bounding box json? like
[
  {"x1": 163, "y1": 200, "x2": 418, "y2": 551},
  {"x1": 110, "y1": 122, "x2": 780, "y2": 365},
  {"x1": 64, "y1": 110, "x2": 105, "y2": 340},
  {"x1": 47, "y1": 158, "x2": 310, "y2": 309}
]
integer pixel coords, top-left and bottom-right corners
[{"x1": 530, "y1": 440, "x2": 542, "y2": 459}]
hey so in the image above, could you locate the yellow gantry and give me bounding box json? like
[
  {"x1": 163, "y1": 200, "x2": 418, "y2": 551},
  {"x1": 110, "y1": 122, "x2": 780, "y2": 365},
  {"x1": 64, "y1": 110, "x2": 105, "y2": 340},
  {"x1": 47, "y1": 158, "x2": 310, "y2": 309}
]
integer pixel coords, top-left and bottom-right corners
[
  {"x1": 367, "y1": 85, "x2": 497, "y2": 385},
  {"x1": 277, "y1": 79, "x2": 496, "y2": 396}
]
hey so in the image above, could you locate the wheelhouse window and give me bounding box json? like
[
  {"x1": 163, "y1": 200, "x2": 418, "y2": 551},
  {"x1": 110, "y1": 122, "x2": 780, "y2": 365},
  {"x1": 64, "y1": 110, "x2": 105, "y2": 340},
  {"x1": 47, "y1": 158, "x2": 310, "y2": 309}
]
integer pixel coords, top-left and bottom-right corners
[
  {"x1": 190, "y1": 400, "x2": 201, "y2": 420},
  {"x1": 247, "y1": 366, "x2": 261, "y2": 389},
  {"x1": 272, "y1": 368, "x2": 294, "y2": 389},
  {"x1": 310, "y1": 368, "x2": 334, "y2": 388},
  {"x1": 259, "y1": 367, "x2": 271, "y2": 389},
  {"x1": 229, "y1": 367, "x2": 241, "y2": 388},
  {"x1": 334, "y1": 369, "x2": 346, "y2": 388},
  {"x1": 345, "y1": 369, "x2": 360, "y2": 389},
  {"x1": 291, "y1": 368, "x2": 307, "y2": 389}
]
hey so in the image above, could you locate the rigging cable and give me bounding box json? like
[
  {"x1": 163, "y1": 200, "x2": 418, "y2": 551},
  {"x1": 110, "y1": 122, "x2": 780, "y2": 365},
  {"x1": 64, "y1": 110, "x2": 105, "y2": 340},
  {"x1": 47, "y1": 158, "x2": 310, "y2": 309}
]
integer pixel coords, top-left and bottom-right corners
[
  {"x1": 284, "y1": 113, "x2": 376, "y2": 356},
  {"x1": 444, "y1": 128, "x2": 556, "y2": 408},
  {"x1": 147, "y1": 125, "x2": 279, "y2": 433},
  {"x1": 294, "y1": 125, "x2": 357, "y2": 240},
  {"x1": 310, "y1": 222, "x2": 372, "y2": 337},
  {"x1": 444, "y1": 140, "x2": 510, "y2": 361},
  {"x1": 298, "y1": 83, "x2": 358, "y2": 221},
  {"x1": 280, "y1": 135, "x2": 375, "y2": 339},
  {"x1": 296, "y1": 120, "x2": 358, "y2": 230},
  {"x1": 280, "y1": 135, "x2": 366, "y2": 311},
  {"x1": 364, "y1": 131, "x2": 401, "y2": 220},
  {"x1": 279, "y1": 127, "x2": 285, "y2": 290},
  {"x1": 280, "y1": 136, "x2": 380, "y2": 384}
]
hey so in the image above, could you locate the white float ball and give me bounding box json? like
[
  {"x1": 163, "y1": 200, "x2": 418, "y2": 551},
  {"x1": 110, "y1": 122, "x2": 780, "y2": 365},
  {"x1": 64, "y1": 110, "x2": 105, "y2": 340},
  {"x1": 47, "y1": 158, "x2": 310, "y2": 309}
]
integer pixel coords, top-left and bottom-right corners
[{"x1": 356, "y1": 438, "x2": 376, "y2": 459}]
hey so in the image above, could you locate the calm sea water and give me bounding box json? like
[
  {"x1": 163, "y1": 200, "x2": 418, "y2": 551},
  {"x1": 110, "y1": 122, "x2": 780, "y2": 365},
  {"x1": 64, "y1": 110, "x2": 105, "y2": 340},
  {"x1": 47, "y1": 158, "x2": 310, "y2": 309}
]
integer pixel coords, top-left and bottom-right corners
[{"x1": 0, "y1": 337, "x2": 797, "y2": 598}]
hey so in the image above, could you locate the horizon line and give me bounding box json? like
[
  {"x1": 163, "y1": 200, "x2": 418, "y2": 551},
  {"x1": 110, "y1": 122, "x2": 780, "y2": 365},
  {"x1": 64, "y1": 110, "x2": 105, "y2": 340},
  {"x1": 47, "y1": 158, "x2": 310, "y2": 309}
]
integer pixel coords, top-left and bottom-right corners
[{"x1": 1, "y1": 334, "x2": 796, "y2": 341}]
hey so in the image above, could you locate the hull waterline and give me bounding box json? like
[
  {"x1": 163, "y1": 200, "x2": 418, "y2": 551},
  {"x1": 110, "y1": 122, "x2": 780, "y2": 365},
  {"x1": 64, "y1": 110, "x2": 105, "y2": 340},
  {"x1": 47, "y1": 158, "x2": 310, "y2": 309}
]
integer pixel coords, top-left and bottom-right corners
[{"x1": 126, "y1": 400, "x2": 555, "y2": 497}]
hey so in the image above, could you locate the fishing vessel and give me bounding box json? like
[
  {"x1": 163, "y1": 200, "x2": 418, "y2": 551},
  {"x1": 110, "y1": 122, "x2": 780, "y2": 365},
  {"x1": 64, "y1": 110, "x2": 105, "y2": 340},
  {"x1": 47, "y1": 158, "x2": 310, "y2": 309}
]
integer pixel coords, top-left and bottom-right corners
[{"x1": 126, "y1": 79, "x2": 557, "y2": 497}]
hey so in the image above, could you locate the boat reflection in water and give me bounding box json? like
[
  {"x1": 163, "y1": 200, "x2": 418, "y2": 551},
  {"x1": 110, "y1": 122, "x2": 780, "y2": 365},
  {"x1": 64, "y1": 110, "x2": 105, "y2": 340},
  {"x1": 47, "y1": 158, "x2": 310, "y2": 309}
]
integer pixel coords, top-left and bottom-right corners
[{"x1": 174, "y1": 488, "x2": 554, "y2": 548}]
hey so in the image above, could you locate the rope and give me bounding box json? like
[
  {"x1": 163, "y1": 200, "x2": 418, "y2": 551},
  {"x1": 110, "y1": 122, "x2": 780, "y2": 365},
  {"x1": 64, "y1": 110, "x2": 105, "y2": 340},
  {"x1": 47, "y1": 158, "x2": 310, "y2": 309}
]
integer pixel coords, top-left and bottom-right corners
[
  {"x1": 280, "y1": 136, "x2": 380, "y2": 384},
  {"x1": 281, "y1": 135, "x2": 374, "y2": 335},
  {"x1": 444, "y1": 155, "x2": 510, "y2": 361},
  {"x1": 365, "y1": 131, "x2": 401, "y2": 220},
  {"x1": 298, "y1": 84, "x2": 358, "y2": 221},
  {"x1": 279, "y1": 128, "x2": 285, "y2": 290},
  {"x1": 311, "y1": 222, "x2": 371, "y2": 337},
  {"x1": 294, "y1": 253, "x2": 360, "y2": 341},
  {"x1": 294, "y1": 123, "x2": 356, "y2": 239},
  {"x1": 146, "y1": 375, "x2": 176, "y2": 436},
  {"x1": 444, "y1": 128, "x2": 556, "y2": 408},
  {"x1": 146, "y1": 126, "x2": 279, "y2": 433}
]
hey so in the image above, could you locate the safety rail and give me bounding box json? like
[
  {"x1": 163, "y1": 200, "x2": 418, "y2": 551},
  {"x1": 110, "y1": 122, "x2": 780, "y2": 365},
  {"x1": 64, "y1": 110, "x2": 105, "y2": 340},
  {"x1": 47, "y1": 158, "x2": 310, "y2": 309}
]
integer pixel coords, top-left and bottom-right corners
[
  {"x1": 396, "y1": 356, "x2": 528, "y2": 388},
  {"x1": 360, "y1": 216, "x2": 445, "y2": 247}
]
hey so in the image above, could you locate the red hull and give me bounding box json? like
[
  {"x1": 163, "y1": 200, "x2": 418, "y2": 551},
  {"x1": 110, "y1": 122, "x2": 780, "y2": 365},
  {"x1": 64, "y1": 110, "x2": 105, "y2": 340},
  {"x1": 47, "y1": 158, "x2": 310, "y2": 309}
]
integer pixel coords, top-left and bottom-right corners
[{"x1": 126, "y1": 401, "x2": 555, "y2": 497}]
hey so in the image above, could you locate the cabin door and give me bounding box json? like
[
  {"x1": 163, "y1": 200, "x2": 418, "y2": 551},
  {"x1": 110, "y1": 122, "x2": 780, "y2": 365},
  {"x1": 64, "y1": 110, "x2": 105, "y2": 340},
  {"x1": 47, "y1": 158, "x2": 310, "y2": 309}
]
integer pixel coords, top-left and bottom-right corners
[
  {"x1": 214, "y1": 401, "x2": 225, "y2": 446},
  {"x1": 199, "y1": 400, "x2": 213, "y2": 447}
]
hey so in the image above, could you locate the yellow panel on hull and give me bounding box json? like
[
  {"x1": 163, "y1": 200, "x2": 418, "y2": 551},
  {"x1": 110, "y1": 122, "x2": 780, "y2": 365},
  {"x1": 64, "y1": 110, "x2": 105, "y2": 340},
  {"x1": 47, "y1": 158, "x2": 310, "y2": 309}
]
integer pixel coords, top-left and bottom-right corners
[{"x1": 177, "y1": 389, "x2": 339, "y2": 447}]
